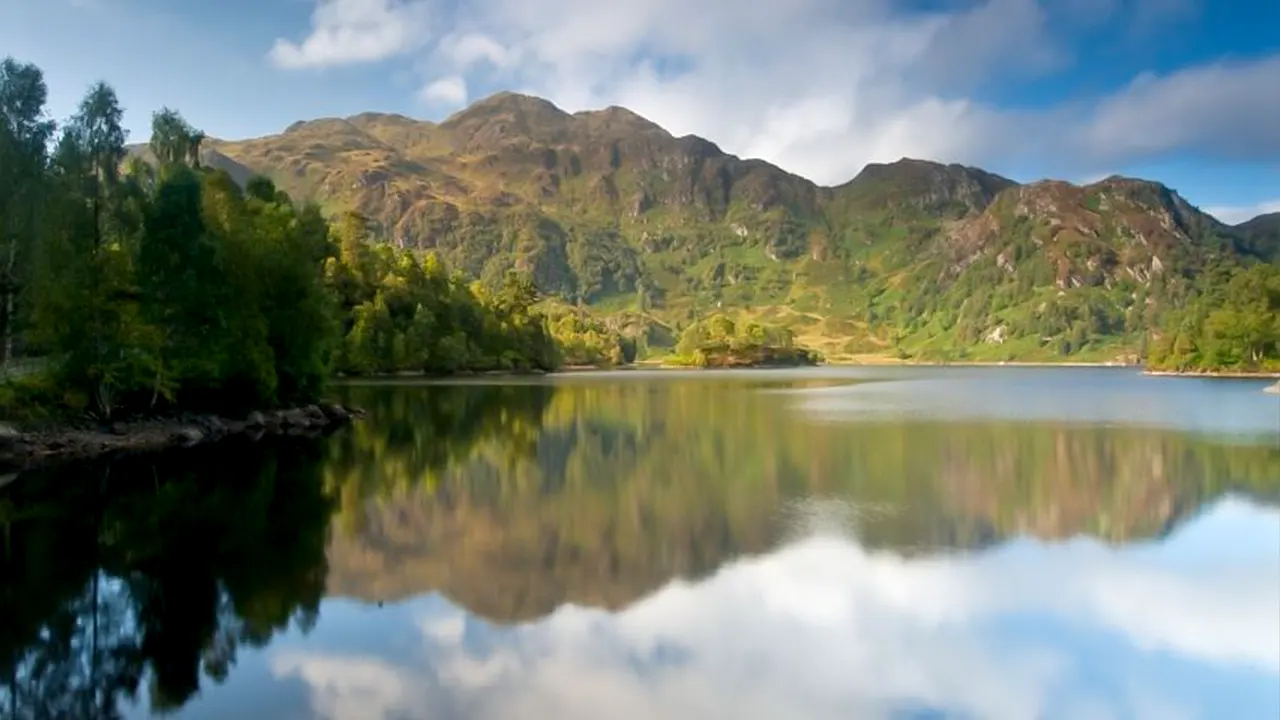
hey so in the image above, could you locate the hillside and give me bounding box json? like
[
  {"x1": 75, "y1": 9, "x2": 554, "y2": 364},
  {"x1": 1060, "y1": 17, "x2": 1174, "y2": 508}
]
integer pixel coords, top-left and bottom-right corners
[
  {"x1": 1237, "y1": 212, "x2": 1280, "y2": 260},
  {"x1": 203, "y1": 92, "x2": 1278, "y2": 363}
]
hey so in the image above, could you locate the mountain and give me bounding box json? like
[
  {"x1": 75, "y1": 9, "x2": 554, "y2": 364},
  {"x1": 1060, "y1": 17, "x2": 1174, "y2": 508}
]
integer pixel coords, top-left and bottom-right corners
[
  {"x1": 203, "y1": 92, "x2": 1276, "y2": 362},
  {"x1": 1236, "y1": 212, "x2": 1280, "y2": 261}
]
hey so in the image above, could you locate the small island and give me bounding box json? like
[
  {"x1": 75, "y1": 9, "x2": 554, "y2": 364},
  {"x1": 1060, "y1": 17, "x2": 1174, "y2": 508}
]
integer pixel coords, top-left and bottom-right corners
[{"x1": 664, "y1": 315, "x2": 822, "y2": 368}]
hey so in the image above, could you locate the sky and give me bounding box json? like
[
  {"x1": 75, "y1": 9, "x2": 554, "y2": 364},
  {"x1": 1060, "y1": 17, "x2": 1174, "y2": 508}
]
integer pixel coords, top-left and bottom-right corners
[{"x1": 2, "y1": 0, "x2": 1278, "y2": 223}]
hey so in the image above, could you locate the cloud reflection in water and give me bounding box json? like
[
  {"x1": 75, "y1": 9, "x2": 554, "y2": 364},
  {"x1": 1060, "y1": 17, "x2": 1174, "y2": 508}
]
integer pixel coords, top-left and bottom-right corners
[{"x1": 267, "y1": 496, "x2": 1280, "y2": 720}]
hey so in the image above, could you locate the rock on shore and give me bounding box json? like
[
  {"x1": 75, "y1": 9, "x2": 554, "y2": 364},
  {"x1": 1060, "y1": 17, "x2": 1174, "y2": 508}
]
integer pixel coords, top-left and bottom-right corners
[{"x1": 0, "y1": 404, "x2": 365, "y2": 474}]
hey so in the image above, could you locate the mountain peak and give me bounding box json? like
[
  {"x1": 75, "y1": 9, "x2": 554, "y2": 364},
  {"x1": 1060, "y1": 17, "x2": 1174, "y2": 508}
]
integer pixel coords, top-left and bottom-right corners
[
  {"x1": 444, "y1": 91, "x2": 569, "y2": 124},
  {"x1": 345, "y1": 111, "x2": 428, "y2": 127},
  {"x1": 438, "y1": 91, "x2": 574, "y2": 149},
  {"x1": 833, "y1": 157, "x2": 1017, "y2": 217},
  {"x1": 572, "y1": 104, "x2": 669, "y2": 138}
]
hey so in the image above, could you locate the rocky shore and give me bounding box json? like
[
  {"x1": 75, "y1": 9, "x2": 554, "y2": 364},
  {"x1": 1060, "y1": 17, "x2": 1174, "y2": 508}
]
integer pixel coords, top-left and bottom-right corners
[{"x1": 0, "y1": 403, "x2": 364, "y2": 475}]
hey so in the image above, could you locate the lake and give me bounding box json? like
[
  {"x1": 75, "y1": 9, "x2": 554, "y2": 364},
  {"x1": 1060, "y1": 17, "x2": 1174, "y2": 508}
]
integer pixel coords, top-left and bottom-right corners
[{"x1": 1, "y1": 367, "x2": 1277, "y2": 719}]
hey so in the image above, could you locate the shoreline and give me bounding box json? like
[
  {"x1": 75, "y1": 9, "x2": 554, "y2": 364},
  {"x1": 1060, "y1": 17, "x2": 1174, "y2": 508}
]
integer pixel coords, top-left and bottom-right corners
[
  {"x1": 0, "y1": 404, "x2": 364, "y2": 477},
  {"x1": 334, "y1": 359, "x2": 1280, "y2": 380},
  {"x1": 5, "y1": 360, "x2": 1272, "y2": 476},
  {"x1": 1140, "y1": 369, "x2": 1280, "y2": 379}
]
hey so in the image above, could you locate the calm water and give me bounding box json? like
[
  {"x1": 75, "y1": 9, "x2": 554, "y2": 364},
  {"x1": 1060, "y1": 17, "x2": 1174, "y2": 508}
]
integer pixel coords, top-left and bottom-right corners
[{"x1": 1, "y1": 367, "x2": 1278, "y2": 719}]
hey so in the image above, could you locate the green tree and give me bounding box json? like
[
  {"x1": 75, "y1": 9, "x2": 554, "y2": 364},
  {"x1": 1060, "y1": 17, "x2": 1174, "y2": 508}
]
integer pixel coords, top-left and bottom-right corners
[{"x1": 0, "y1": 58, "x2": 55, "y2": 366}]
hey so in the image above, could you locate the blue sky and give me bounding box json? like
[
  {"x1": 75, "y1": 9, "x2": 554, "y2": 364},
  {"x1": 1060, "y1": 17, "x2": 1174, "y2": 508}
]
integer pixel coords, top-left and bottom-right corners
[{"x1": 2, "y1": 0, "x2": 1278, "y2": 222}]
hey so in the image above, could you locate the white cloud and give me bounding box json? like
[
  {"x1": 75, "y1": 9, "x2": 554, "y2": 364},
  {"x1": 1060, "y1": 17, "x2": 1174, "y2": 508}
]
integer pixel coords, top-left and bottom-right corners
[
  {"x1": 439, "y1": 33, "x2": 512, "y2": 71},
  {"x1": 268, "y1": 0, "x2": 1280, "y2": 185},
  {"x1": 1203, "y1": 199, "x2": 1280, "y2": 225},
  {"x1": 419, "y1": 75, "x2": 467, "y2": 106},
  {"x1": 271, "y1": 498, "x2": 1280, "y2": 720},
  {"x1": 271, "y1": 654, "x2": 420, "y2": 719},
  {"x1": 269, "y1": 0, "x2": 431, "y2": 70},
  {"x1": 1078, "y1": 57, "x2": 1280, "y2": 162}
]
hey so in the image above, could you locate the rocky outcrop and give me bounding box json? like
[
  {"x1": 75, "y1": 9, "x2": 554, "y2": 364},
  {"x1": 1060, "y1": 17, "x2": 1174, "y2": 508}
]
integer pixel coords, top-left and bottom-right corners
[{"x1": 0, "y1": 404, "x2": 364, "y2": 474}]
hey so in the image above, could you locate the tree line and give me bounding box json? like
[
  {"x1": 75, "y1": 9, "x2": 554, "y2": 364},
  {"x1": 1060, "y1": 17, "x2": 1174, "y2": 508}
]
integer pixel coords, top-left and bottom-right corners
[
  {"x1": 0, "y1": 57, "x2": 573, "y2": 422},
  {"x1": 1146, "y1": 263, "x2": 1280, "y2": 372},
  {"x1": 669, "y1": 314, "x2": 821, "y2": 367}
]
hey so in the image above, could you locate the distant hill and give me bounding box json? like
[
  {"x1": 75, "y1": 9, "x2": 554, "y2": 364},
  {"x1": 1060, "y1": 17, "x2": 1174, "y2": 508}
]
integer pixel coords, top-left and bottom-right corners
[
  {"x1": 196, "y1": 92, "x2": 1277, "y2": 361},
  {"x1": 1236, "y1": 212, "x2": 1280, "y2": 261}
]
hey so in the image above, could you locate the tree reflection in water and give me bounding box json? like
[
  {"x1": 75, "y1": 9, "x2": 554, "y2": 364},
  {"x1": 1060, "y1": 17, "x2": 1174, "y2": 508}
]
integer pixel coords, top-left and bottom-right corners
[
  {"x1": 0, "y1": 437, "x2": 334, "y2": 719},
  {"x1": 3, "y1": 375, "x2": 1277, "y2": 716}
]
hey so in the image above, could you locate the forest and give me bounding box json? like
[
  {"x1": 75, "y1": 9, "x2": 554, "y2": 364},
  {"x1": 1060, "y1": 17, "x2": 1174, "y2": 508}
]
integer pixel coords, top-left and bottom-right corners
[
  {"x1": 1145, "y1": 263, "x2": 1280, "y2": 372},
  {"x1": 0, "y1": 58, "x2": 578, "y2": 423}
]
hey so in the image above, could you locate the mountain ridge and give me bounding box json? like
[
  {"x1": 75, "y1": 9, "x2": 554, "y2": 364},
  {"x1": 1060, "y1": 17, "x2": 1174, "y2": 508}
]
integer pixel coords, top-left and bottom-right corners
[
  {"x1": 206, "y1": 91, "x2": 1256, "y2": 216},
  {"x1": 172, "y1": 90, "x2": 1276, "y2": 363}
]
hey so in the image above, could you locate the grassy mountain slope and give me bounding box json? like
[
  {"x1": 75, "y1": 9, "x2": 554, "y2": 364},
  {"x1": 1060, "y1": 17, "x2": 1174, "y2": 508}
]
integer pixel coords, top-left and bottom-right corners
[{"x1": 205, "y1": 92, "x2": 1276, "y2": 362}]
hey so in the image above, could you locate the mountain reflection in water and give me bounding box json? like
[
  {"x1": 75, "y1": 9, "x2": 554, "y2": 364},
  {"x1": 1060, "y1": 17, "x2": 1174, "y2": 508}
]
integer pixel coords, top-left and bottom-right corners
[
  {"x1": 271, "y1": 498, "x2": 1279, "y2": 720},
  {"x1": 0, "y1": 368, "x2": 1276, "y2": 719}
]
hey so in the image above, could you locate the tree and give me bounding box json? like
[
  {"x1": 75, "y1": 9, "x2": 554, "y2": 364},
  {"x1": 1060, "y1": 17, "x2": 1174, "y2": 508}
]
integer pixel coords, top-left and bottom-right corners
[
  {"x1": 18, "y1": 72, "x2": 338, "y2": 418},
  {"x1": 29, "y1": 82, "x2": 138, "y2": 418},
  {"x1": 148, "y1": 108, "x2": 203, "y2": 170},
  {"x1": 0, "y1": 58, "x2": 55, "y2": 366}
]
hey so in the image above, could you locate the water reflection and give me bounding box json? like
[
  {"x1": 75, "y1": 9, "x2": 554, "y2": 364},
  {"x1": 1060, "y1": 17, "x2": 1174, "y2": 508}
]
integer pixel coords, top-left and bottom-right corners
[
  {"x1": 266, "y1": 497, "x2": 1279, "y2": 720},
  {"x1": 787, "y1": 367, "x2": 1278, "y2": 439},
  {"x1": 323, "y1": 377, "x2": 1280, "y2": 620},
  {"x1": 0, "y1": 439, "x2": 333, "y2": 718},
  {"x1": 0, "y1": 369, "x2": 1277, "y2": 718}
]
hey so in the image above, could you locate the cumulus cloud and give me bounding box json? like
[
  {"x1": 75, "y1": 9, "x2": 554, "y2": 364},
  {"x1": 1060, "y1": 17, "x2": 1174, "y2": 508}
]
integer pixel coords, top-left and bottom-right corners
[
  {"x1": 270, "y1": 0, "x2": 431, "y2": 70},
  {"x1": 1203, "y1": 199, "x2": 1280, "y2": 225},
  {"x1": 270, "y1": 498, "x2": 1279, "y2": 720},
  {"x1": 419, "y1": 75, "x2": 467, "y2": 106},
  {"x1": 267, "y1": 0, "x2": 1280, "y2": 184},
  {"x1": 1078, "y1": 57, "x2": 1280, "y2": 163},
  {"x1": 438, "y1": 33, "x2": 511, "y2": 71}
]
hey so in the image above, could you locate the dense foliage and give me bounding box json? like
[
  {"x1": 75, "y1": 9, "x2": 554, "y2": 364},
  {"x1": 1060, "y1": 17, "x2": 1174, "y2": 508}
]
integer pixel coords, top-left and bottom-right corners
[
  {"x1": 668, "y1": 314, "x2": 820, "y2": 367},
  {"x1": 324, "y1": 212, "x2": 557, "y2": 375},
  {"x1": 540, "y1": 301, "x2": 635, "y2": 367},
  {"x1": 1147, "y1": 263, "x2": 1280, "y2": 372},
  {"x1": 0, "y1": 58, "x2": 569, "y2": 421}
]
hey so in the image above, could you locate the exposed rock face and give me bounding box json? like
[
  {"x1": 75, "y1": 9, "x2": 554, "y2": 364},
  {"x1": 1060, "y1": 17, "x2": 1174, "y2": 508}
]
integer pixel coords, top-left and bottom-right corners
[{"x1": 941, "y1": 177, "x2": 1240, "y2": 290}]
